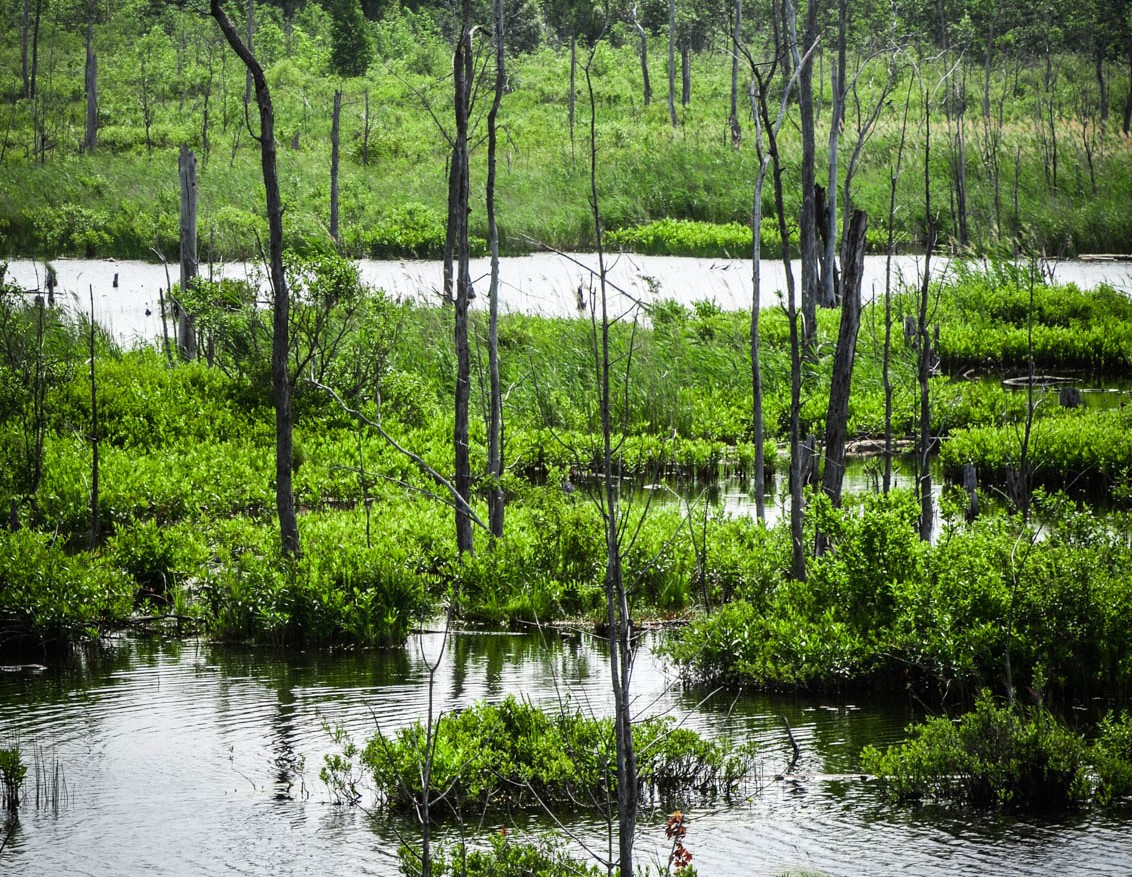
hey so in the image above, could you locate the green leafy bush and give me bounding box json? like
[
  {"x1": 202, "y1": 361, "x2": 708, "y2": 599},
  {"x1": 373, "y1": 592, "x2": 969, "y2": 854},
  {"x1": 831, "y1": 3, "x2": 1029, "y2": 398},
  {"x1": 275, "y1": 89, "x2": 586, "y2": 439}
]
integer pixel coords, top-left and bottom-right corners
[
  {"x1": 862, "y1": 693, "x2": 1091, "y2": 810},
  {"x1": 360, "y1": 696, "x2": 757, "y2": 813},
  {"x1": 0, "y1": 529, "x2": 133, "y2": 643}
]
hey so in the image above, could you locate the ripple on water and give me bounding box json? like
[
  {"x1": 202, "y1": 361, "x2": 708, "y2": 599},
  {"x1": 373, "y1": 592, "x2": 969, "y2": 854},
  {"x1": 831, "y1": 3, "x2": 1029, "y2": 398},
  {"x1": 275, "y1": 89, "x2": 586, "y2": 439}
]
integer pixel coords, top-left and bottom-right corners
[{"x1": 1, "y1": 633, "x2": 1130, "y2": 877}]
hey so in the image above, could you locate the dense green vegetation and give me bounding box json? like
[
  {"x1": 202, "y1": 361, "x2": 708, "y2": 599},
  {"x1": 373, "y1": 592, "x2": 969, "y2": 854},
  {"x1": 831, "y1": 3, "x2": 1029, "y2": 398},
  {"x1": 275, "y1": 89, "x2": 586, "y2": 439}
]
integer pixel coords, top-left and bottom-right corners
[
  {"x1": 863, "y1": 694, "x2": 1132, "y2": 811},
  {"x1": 350, "y1": 695, "x2": 757, "y2": 812},
  {"x1": 2, "y1": 0, "x2": 1132, "y2": 260},
  {"x1": 2, "y1": 259, "x2": 1130, "y2": 674},
  {"x1": 3, "y1": 2, "x2": 1132, "y2": 853},
  {"x1": 660, "y1": 491, "x2": 1132, "y2": 701}
]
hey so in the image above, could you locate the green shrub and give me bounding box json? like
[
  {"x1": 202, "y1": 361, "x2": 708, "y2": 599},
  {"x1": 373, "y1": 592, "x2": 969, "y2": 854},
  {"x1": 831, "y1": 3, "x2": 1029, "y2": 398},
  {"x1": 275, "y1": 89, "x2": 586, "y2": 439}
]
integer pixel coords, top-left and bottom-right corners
[
  {"x1": 0, "y1": 529, "x2": 133, "y2": 642},
  {"x1": 862, "y1": 692, "x2": 1091, "y2": 810},
  {"x1": 1093, "y1": 712, "x2": 1132, "y2": 805},
  {"x1": 401, "y1": 835, "x2": 605, "y2": 877},
  {"x1": 360, "y1": 696, "x2": 757, "y2": 813}
]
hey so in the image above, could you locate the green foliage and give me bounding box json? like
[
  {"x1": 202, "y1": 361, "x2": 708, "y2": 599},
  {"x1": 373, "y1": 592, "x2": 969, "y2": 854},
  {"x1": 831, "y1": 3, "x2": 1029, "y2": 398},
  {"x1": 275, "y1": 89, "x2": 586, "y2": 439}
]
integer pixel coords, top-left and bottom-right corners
[
  {"x1": 1092, "y1": 712, "x2": 1132, "y2": 805},
  {"x1": 401, "y1": 835, "x2": 605, "y2": 877},
  {"x1": 942, "y1": 407, "x2": 1132, "y2": 490},
  {"x1": 664, "y1": 493, "x2": 1132, "y2": 698},
  {"x1": 3, "y1": 9, "x2": 1131, "y2": 261},
  {"x1": 0, "y1": 747, "x2": 26, "y2": 811},
  {"x1": 200, "y1": 511, "x2": 429, "y2": 647},
  {"x1": 862, "y1": 693, "x2": 1091, "y2": 811},
  {"x1": 359, "y1": 695, "x2": 757, "y2": 813},
  {"x1": 328, "y1": 0, "x2": 373, "y2": 79},
  {"x1": 0, "y1": 529, "x2": 133, "y2": 643},
  {"x1": 936, "y1": 266, "x2": 1132, "y2": 371},
  {"x1": 606, "y1": 217, "x2": 784, "y2": 258}
]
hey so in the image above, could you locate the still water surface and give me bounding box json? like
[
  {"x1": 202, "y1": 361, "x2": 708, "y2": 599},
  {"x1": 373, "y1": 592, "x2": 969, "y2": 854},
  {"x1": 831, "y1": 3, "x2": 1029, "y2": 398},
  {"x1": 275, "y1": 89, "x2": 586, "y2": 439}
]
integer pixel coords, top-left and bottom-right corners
[
  {"x1": 6, "y1": 254, "x2": 1131, "y2": 348},
  {"x1": 2, "y1": 631, "x2": 1130, "y2": 876}
]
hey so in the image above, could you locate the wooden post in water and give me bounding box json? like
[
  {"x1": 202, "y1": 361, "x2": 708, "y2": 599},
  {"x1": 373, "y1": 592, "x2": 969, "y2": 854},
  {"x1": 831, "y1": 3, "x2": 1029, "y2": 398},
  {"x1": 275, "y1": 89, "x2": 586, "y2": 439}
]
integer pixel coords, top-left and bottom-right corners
[{"x1": 177, "y1": 145, "x2": 198, "y2": 360}]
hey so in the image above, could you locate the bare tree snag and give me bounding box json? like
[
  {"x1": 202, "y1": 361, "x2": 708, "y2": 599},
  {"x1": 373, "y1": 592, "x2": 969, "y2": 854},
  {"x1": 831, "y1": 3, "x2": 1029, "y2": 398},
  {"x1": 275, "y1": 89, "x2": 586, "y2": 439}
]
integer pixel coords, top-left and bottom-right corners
[
  {"x1": 584, "y1": 44, "x2": 638, "y2": 877},
  {"x1": 330, "y1": 89, "x2": 341, "y2": 246},
  {"x1": 630, "y1": 4, "x2": 650, "y2": 107},
  {"x1": 820, "y1": 209, "x2": 867, "y2": 509},
  {"x1": 789, "y1": 0, "x2": 821, "y2": 351},
  {"x1": 681, "y1": 41, "x2": 691, "y2": 106},
  {"x1": 453, "y1": 22, "x2": 474, "y2": 557},
  {"x1": 487, "y1": 0, "x2": 506, "y2": 539},
  {"x1": 729, "y1": 0, "x2": 742, "y2": 148},
  {"x1": 667, "y1": 0, "x2": 677, "y2": 127},
  {"x1": 84, "y1": 19, "x2": 97, "y2": 154},
  {"x1": 21, "y1": 0, "x2": 30, "y2": 98},
  {"x1": 211, "y1": 0, "x2": 300, "y2": 559},
  {"x1": 177, "y1": 145, "x2": 199, "y2": 361}
]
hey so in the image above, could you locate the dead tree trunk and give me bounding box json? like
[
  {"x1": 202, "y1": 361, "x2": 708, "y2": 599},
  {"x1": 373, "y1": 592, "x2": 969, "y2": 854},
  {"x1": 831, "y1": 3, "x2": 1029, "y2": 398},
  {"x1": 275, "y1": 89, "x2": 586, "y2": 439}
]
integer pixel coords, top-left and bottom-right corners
[
  {"x1": 820, "y1": 209, "x2": 866, "y2": 509},
  {"x1": 486, "y1": 0, "x2": 505, "y2": 539},
  {"x1": 749, "y1": 43, "x2": 802, "y2": 524},
  {"x1": 730, "y1": 0, "x2": 742, "y2": 148},
  {"x1": 916, "y1": 228, "x2": 937, "y2": 542},
  {"x1": 212, "y1": 0, "x2": 300, "y2": 559},
  {"x1": 681, "y1": 41, "x2": 691, "y2": 106},
  {"x1": 667, "y1": 0, "x2": 678, "y2": 127},
  {"x1": 88, "y1": 284, "x2": 99, "y2": 550},
  {"x1": 244, "y1": 0, "x2": 254, "y2": 110},
  {"x1": 453, "y1": 25, "x2": 474, "y2": 557},
  {"x1": 883, "y1": 78, "x2": 913, "y2": 494},
  {"x1": 789, "y1": 0, "x2": 820, "y2": 351},
  {"x1": 949, "y1": 72, "x2": 970, "y2": 248},
  {"x1": 630, "y1": 4, "x2": 650, "y2": 107},
  {"x1": 177, "y1": 145, "x2": 199, "y2": 361},
  {"x1": 83, "y1": 21, "x2": 97, "y2": 154},
  {"x1": 21, "y1": 0, "x2": 31, "y2": 98},
  {"x1": 30, "y1": 0, "x2": 42, "y2": 101},
  {"x1": 443, "y1": 152, "x2": 457, "y2": 303},
  {"x1": 821, "y1": 0, "x2": 848, "y2": 309},
  {"x1": 330, "y1": 89, "x2": 341, "y2": 246}
]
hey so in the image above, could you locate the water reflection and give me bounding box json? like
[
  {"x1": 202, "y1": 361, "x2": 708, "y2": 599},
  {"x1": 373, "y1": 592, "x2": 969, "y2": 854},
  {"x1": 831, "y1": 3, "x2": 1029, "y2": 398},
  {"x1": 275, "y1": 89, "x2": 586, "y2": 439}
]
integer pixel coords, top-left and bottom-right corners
[{"x1": 0, "y1": 632, "x2": 1129, "y2": 876}]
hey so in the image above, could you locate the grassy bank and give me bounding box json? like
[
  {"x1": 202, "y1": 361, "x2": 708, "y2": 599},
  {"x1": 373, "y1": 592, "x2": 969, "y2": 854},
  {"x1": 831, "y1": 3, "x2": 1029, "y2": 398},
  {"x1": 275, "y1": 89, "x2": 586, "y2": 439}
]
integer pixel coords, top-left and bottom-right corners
[{"x1": 2, "y1": 6, "x2": 1132, "y2": 261}]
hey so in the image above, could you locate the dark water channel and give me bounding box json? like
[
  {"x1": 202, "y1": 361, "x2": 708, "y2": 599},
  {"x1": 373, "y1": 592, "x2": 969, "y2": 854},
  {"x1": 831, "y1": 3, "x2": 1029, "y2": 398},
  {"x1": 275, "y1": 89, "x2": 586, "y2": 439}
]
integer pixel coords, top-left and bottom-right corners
[{"x1": 2, "y1": 632, "x2": 1130, "y2": 876}]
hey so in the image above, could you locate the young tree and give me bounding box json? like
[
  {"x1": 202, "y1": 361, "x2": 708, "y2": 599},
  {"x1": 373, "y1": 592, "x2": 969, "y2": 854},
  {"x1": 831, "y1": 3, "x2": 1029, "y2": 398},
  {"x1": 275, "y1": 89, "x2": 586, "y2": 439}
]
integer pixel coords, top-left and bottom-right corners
[
  {"x1": 329, "y1": 0, "x2": 372, "y2": 78},
  {"x1": 583, "y1": 41, "x2": 638, "y2": 874},
  {"x1": 211, "y1": 0, "x2": 300, "y2": 558}
]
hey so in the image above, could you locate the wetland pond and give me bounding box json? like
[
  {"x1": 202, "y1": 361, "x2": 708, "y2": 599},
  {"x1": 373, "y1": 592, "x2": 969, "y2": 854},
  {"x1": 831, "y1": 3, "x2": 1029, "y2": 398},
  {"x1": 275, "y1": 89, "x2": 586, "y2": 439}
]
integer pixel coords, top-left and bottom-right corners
[{"x1": 2, "y1": 631, "x2": 1131, "y2": 876}]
